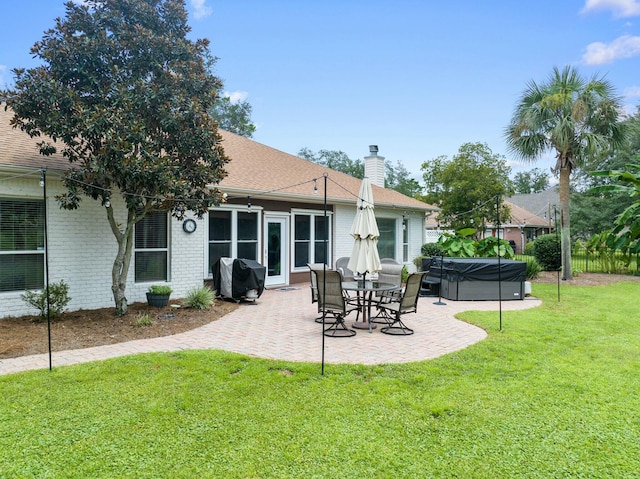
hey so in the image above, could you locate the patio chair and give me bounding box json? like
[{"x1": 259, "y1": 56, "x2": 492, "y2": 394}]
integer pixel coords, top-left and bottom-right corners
[
  {"x1": 371, "y1": 263, "x2": 404, "y2": 324},
  {"x1": 307, "y1": 263, "x2": 328, "y2": 304},
  {"x1": 376, "y1": 272, "x2": 425, "y2": 336},
  {"x1": 380, "y1": 258, "x2": 400, "y2": 265},
  {"x1": 315, "y1": 269, "x2": 358, "y2": 337},
  {"x1": 308, "y1": 263, "x2": 336, "y2": 323},
  {"x1": 335, "y1": 257, "x2": 355, "y2": 281},
  {"x1": 420, "y1": 257, "x2": 440, "y2": 297}
]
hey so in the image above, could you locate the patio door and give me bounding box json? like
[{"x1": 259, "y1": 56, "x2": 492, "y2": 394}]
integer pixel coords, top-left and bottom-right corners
[{"x1": 264, "y1": 214, "x2": 288, "y2": 287}]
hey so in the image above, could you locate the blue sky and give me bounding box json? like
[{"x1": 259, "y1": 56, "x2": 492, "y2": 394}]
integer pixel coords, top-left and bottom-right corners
[{"x1": 2, "y1": 0, "x2": 640, "y2": 182}]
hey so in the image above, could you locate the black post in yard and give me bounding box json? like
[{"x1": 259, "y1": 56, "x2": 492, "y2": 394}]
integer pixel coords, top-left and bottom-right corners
[
  {"x1": 553, "y1": 205, "x2": 560, "y2": 302},
  {"x1": 433, "y1": 255, "x2": 446, "y2": 306},
  {"x1": 496, "y1": 195, "x2": 503, "y2": 332},
  {"x1": 321, "y1": 174, "x2": 327, "y2": 376},
  {"x1": 41, "y1": 168, "x2": 52, "y2": 371}
]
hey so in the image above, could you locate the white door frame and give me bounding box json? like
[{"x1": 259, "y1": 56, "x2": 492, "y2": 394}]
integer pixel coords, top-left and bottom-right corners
[{"x1": 263, "y1": 213, "x2": 289, "y2": 287}]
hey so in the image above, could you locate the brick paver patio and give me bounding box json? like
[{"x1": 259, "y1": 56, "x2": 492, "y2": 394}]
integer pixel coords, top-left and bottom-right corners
[{"x1": 0, "y1": 285, "x2": 541, "y2": 376}]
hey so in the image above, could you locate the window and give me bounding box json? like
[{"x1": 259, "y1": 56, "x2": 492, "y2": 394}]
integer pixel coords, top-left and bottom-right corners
[
  {"x1": 237, "y1": 211, "x2": 258, "y2": 260},
  {"x1": 208, "y1": 209, "x2": 258, "y2": 270},
  {"x1": 0, "y1": 198, "x2": 45, "y2": 292},
  {"x1": 402, "y1": 217, "x2": 409, "y2": 263},
  {"x1": 377, "y1": 217, "x2": 396, "y2": 260},
  {"x1": 135, "y1": 211, "x2": 169, "y2": 282},
  {"x1": 293, "y1": 212, "x2": 330, "y2": 268},
  {"x1": 209, "y1": 210, "x2": 232, "y2": 266}
]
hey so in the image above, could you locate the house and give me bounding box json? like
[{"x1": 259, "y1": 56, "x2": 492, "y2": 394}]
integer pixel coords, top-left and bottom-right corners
[
  {"x1": 509, "y1": 187, "x2": 560, "y2": 222},
  {"x1": 0, "y1": 107, "x2": 436, "y2": 318},
  {"x1": 423, "y1": 200, "x2": 551, "y2": 254},
  {"x1": 490, "y1": 200, "x2": 553, "y2": 253}
]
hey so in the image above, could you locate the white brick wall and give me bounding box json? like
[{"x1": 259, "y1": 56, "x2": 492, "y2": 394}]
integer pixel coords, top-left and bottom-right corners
[
  {"x1": 1, "y1": 172, "x2": 429, "y2": 318},
  {"x1": 1, "y1": 174, "x2": 207, "y2": 319}
]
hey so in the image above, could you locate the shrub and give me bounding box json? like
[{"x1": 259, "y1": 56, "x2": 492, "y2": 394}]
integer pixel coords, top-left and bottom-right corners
[
  {"x1": 475, "y1": 237, "x2": 515, "y2": 259},
  {"x1": 421, "y1": 242, "x2": 445, "y2": 257},
  {"x1": 148, "y1": 285, "x2": 172, "y2": 295},
  {"x1": 182, "y1": 286, "x2": 215, "y2": 309},
  {"x1": 525, "y1": 257, "x2": 542, "y2": 280},
  {"x1": 134, "y1": 313, "x2": 154, "y2": 327},
  {"x1": 21, "y1": 280, "x2": 71, "y2": 321},
  {"x1": 533, "y1": 234, "x2": 561, "y2": 271},
  {"x1": 438, "y1": 230, "x2": 476, "y2": 258},
  {"x1": 523, "y1": 241, "x2": 536, "y2": 256},
  {"x1": 585, "y1": 231, "x2": 628, "y2": 274},
  {"x1": 413, "y1": 256, "x2": 425, "y2": 271}
]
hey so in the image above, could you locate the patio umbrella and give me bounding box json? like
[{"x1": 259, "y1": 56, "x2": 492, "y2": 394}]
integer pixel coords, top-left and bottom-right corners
[{"x1": 347, "y1": 177, "x2": 381, "y2": 278}]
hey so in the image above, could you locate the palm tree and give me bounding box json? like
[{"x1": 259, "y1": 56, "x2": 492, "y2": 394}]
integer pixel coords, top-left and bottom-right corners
[{"x1": 505, "y1": 66, "x2": 627, "y2": 279}]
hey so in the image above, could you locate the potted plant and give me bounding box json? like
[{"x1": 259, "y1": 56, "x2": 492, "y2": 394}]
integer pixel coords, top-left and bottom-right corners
[{"x1": 146, "y1": 285, "x2": 173, "y2": 307}]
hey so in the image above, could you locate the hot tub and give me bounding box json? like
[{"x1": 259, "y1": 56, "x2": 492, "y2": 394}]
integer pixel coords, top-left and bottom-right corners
[{"x1": 425, "y1": 257, "x2": 526, "y2": 301}]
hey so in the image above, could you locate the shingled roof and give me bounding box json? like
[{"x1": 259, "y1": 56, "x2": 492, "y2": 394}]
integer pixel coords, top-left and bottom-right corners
[
  {"x1": 0, "y1": 106, "x2": 68, "y2": 171},
  {"x1": 218, "y1": 129, "x2": 434, "y2": 211},
  {"x1": 1, "y1": 106, "x2": 434, "y2": 213},
  {"x1": 503, "y1": 200, "x2": 550, "y2": 228}
]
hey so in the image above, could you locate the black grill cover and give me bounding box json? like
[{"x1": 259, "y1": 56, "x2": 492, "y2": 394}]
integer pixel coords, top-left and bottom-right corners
[
  {"x1": 212, "y1": 258, "x2": 266, "y2": 300},
  {"x1": 428, "y1": 257, "x2": 526, "y2": 282}
]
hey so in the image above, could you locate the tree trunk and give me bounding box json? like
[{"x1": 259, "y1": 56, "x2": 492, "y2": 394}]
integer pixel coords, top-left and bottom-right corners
[
  {"x1": 107, "y1": 207, "x2": 137, "y2": 316},
  {"x1": 559, "y1": 166, "x2": 572, "y2": 280}
]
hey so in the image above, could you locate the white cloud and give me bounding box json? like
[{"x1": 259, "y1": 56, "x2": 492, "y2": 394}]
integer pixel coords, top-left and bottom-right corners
[
  {"x1": 581, "y1": 0, "x2": 640, "y2": 17},
  {"x1": 190, "y1": 0, "x2": 212, "y2": 19},
  {"x1": 224, "y1": 90, "x2": 249, "y2": 104},
  {"x1": 623, "y1": 85, "x2": 640, "y2": 97},
  {"x1": 0, "y1": 65, "x2": 6, "y2": 89},
  {"x1": 581, "y1": 34, "x2": 640, "y2": 64}
]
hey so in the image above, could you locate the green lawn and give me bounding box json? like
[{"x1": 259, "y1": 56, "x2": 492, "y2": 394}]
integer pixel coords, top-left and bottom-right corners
[{"x1": 2, "y1": 282, "x2": 640, "y2": 478}]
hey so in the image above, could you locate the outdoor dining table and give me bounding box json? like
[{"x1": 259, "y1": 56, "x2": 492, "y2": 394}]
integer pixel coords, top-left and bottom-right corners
[{"x1": 342, "y1": 280, "x2": 399, "y2": 333}]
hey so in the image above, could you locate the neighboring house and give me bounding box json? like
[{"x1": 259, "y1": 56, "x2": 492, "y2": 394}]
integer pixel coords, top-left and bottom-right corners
[
  {"x1": 0, "y1": 108, "x2": 436, "y2": 318},
  {"x1": 423, "y1": 200, "x2": 551, "y2": 254},
  {"x1": 486, "y1": 200, "x2": 552, "y2": 253},
  {"x1": 509, "y1": 187, "x2": 560, "y2": 224}
]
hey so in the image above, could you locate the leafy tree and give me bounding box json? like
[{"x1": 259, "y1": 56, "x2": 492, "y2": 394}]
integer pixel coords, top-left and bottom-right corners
[
  {"x1": 512, "y1": 168, "x2": 550, "y2": 194},
  {"x1": 569, "y1": 108, "x2": 639, "y2": 239},
  {"x1": 384, "y1": 160, "x2": 423, "y2": 197},
  {"x1": 210, "y1": 94, "x2": 256, "y2": 138},
  {"x1": 298, "y1": 148, "x2": 422, "y2": 197},
  {"x1": 3, "y1": 0, "x2": 228, "y2": 315},
  {"x1": 570, "y1": 191, "x2": 630, "y2": 240},
  {"x1": 590, "y1": 164, "x2": 640, "y2": 261},
  {"x1": 574, "y1": 106, "x2": 640, "y2": 189},
  {"x1": 298, "y1": 148, "x2": 364, "y2": 179},
  {"x1": 420, "y1": 142, "x2": 513, "y2": 232},
  {"x1": 505, "y1": 65, "x2": 627, "y2": 279}
]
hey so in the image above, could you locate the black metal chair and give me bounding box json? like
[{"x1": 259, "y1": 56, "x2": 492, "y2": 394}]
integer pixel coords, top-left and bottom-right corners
[
  {"x1": 371, "y1": 263, "x2": 404, "y2": 324},
  {"x1": 420, "y1": 257, "x2": 440, "y2": 297},
  {"x1": 315, "y1": 269, "x2": 358, "y2": 337},
  {"x1": 376, "y1": 272, "x2": 425, "y2": 336}
]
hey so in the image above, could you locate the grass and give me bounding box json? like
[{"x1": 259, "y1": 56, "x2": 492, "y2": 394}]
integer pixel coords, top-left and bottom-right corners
[{"x1": 1, "y1": 282, "x2": 640, "y2": 477}]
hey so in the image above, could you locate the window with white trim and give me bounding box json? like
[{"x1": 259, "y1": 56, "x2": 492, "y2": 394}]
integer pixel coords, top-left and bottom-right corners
[
  {"x1": 208, "y1": 209, "x2": 259, "y2": 271},
  {"x1": 377, "y1": 217, "x2": 396, "y2": 259},
  {"x1": 402, "y1": 217, "x2": 409, "y2": 262},
  {"x1": 135, "y1": 211, "x2": 169, "y2": 282},
  {"x1": 0, "y1": 198, "x2": 45, "y2": 292},
  {"x1": 293, "y1": 211, "x2": 330, "y2": 268}
]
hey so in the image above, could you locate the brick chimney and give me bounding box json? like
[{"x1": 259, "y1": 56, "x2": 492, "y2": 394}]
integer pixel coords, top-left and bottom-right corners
[{"x1": 364, "y1": 145, "x2": 385, "y2": 188}]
